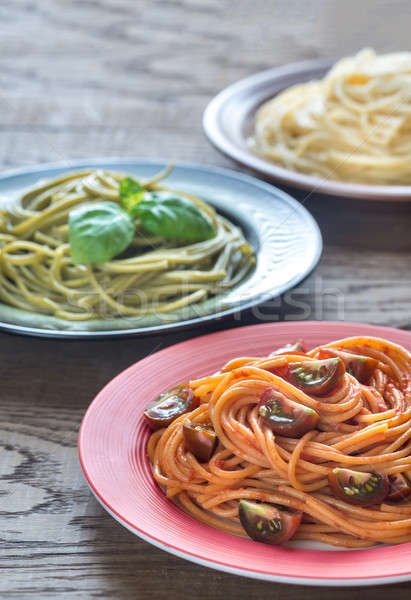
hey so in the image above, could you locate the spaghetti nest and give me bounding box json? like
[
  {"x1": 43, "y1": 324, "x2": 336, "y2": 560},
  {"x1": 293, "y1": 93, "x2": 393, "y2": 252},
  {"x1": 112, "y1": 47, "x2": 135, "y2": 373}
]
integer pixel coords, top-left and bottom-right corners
[
  {"x1": 0, "y1": 168, "x2": 254, "y2": 321},
  {"x1": 148, "y1": 336, "x2": 411, "y2": 548},
  {"x1": 252, "y1": 49, "x2": 411, "y2": 184}
]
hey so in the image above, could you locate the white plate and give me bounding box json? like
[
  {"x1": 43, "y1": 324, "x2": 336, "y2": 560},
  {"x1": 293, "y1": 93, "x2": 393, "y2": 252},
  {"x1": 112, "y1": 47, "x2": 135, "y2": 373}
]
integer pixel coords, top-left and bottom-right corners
[{"x1": 203, "y1": 60, "x2": 411, "y2": 201}]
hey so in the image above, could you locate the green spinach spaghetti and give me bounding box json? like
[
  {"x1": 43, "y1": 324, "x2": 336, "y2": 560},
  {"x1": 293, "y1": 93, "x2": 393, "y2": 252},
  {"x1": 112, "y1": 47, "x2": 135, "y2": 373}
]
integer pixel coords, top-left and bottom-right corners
[{"x1": 0, "y1": 167, "x2": 254, "y2": 321}]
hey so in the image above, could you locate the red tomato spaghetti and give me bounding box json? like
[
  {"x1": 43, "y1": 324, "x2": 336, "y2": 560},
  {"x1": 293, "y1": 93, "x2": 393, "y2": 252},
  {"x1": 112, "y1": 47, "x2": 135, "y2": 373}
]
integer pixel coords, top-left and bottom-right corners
[{"x1": 145, "y1": 336, "x2": 411, "y2": 548}]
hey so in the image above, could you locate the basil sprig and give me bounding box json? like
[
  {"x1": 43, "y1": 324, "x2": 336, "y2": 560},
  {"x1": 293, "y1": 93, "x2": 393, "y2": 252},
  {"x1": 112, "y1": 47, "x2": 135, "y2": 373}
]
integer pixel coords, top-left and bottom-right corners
[
  {"x1": 69, "y1": 177, "x2": 215, "y2": 264},
  {"x1": 119, "y1": 177, "x2": 144, "y2": 216},
  {"x1": 69, "y1": 202, "x2": 135, "y2": 264},
  {"x1": 135, "y1": 191, "x2": 215, "y2": 242}
]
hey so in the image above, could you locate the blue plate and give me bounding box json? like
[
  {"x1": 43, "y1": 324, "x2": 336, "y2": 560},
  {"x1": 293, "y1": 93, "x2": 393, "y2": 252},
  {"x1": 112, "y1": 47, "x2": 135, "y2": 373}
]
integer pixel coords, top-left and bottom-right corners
[{"x1": 0, "y1": 159, "x2": 322, "y2": 338}]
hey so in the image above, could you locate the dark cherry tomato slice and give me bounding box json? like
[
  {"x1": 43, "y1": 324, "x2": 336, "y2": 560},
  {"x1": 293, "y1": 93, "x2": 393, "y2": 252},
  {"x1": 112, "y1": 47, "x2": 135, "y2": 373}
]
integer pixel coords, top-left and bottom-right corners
[
  {"x1": 387, "y1": 473, "x2": 411, "y2": 501},
  {"x1": 269, "y1": 339, "x2": 307, "y2": 357},
  {"x1": 239, "y1": 500, "x2": 302, "y2": 545},
  {"x1": 318, "y1": 348, "x2": 378, "y2": 384},
  {"x1": 144, "y1": 385, "x2": 197, "y2": 430},
  {"x1": 329, "y1": 468, "x2": 389, "y2": 507},
  {"x1": 258, "y1": 388, "x2": 319, "y2": 438},
  {"x1": 288, "y1": 358, "x2": 345, "y2": 396},
  {"x1": 183, "y1": 423, "x2": 217, "y2": 462}
]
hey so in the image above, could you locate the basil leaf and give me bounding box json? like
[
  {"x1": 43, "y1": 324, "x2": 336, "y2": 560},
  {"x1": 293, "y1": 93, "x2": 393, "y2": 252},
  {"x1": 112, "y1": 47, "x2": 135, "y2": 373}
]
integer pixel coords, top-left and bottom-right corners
[
  {"x1": 135, "y1": 192, "x2": 215, "y2": 242},
  {"x1": 69, "y1": 202, "x2": 135, "y2": 264},
  {"x1": 120, "y1": 177, "x2": 144, "y2": 215}
]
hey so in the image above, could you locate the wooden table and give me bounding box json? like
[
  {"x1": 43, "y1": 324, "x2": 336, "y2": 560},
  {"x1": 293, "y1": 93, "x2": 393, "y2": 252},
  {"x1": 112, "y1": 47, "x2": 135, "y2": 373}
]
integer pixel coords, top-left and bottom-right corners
[{"x1": 1, "y1": 1, "x2": 411, "y2": 598}]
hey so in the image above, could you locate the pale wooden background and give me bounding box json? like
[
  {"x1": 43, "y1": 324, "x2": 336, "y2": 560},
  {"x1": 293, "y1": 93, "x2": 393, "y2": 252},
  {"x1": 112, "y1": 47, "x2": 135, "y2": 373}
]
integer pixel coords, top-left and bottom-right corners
[{"x1": 1, "y1": 1, "x2": 411, "y2": 598}]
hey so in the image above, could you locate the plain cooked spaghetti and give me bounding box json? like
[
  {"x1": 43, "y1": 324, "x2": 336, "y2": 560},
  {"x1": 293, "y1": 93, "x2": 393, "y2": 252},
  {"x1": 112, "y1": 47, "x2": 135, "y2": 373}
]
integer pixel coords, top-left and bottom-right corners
[
  {"x1": 148, "y1": 336, "x2": 411, "y2": 548},
  {"x1": 252, "y1": 49, "x2": 411, "y2": 185},
  {"x1": 0, "y1": 168, "x2": 254, "y2": 320}
]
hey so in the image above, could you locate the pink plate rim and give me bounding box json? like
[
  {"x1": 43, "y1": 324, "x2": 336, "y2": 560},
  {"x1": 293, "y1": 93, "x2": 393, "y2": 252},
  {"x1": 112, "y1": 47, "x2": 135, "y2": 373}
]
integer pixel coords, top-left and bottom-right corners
[{"x1": 78, "y1": 321, "x2": 411, "y2": 586}]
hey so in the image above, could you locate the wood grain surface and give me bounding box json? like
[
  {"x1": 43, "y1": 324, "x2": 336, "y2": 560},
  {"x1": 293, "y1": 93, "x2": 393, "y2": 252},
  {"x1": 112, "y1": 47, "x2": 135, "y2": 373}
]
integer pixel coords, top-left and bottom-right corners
[{"x1": 1, "y1": 1, "x2": 411, "y2": 597}]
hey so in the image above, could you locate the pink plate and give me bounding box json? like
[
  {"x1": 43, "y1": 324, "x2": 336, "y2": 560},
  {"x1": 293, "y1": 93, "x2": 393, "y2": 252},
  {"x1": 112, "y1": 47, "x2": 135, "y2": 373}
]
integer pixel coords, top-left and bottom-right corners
[{"x1": 78, "y1": 321, "x2": 411, "y2": 586}]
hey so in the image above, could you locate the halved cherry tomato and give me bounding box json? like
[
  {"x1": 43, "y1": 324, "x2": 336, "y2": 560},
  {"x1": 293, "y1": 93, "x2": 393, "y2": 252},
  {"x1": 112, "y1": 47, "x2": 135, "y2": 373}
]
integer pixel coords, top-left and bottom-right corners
[
  {"x1": 183, "y1": 423, "x2": 217, "y2": 462},
  {"x1": 239, "y1": 500, "x2": 302, "y2": 545},
  {"x1": 144, "y1": 385, "x2": 197, "y2": 430},
  {"x1": 329, "y1": 468, "x2": 389, "y2": 506},
  {"x1": 269, "y1": 339, "x2": 307, "y2": 357},
  {"x1": 318, "y1": 348, "x2": 378, "y2": 384},
  {"x1": 288, "y1": 358, "x2": 345, "y2": 396},
  {"x1": 387, "y1": 473, "x2": 411, "y2": 501},
  {"x1": 258, "y1": 388, "x2": 319, "y2": 438}
]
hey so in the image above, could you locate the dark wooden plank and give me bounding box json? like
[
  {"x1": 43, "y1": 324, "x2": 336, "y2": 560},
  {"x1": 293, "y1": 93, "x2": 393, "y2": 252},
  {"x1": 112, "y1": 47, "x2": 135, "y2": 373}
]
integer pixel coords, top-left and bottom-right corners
[{"x1": 1, "y1": 0, "x2": 411, "y2": 597}]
